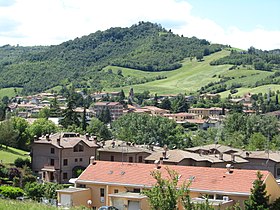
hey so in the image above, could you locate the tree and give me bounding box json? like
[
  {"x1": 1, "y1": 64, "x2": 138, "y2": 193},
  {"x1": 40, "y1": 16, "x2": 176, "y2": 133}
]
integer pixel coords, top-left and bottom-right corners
[
  {"x1": 143, "y1": 167, "x2": 189, "y2": 210},
  {"x1": 196, "y1": 53, "x2": 204, "y2": 62},
  {"x1": 0, "y1": 120, "x2": 19, "y2": 148},
  {"x1": 87, "y1": 117, "x2": 111, "y2": 140},
  {"x1": 38, "y1": 107, "x2": 50, "y2": 118},
  {"x1": 60, "y1": 99, "x2": 80, "y2": 128},
  {"x1": 159, "y1": 97, "x2": 171, "y2": 110},
  {"x1": 11, "y1": 117, "x2": 30, "y2": 150},
  {"x1": 248, "y1": 133, "x2": 267, "y2": 151},
  {"x1": 245, "y1": 171, "x2": 270, "y2": 210},
  {"x1": 28, "y1": 118, "x2": 57, "y2": 139},
  {"x1": 98, "y1": 107, "x2": 111, "y2": 124}
]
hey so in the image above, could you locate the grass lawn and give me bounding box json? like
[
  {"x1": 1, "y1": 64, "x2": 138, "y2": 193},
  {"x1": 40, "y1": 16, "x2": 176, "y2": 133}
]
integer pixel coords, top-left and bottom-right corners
[
  {"x1": 0, "y1": 145, "x2": 30, "y2": 164},
  {"x1": 219, "y1": 84, "x2": 280, "y2": 98},
  {"x1": 0, "y1": 88, "x2": 22, "y2": 99},
  {"x1": 0, "y1": 199, "x2": 90, "y2": 210},
  {"x1": 105, "y1": 50, "x2": 232, "y2": 95}
]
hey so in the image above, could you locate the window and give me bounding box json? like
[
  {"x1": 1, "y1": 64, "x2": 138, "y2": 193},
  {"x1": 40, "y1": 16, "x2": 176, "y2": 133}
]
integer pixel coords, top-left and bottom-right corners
[
  {"x1": 114, "y1": 189, "x2": 119, "y2": 194},
  {"x1": 277, "y1": 168, "x2": 280, "y2": 177},
  {"x1": 79, "y1": 158, "x2": 83, "y2": 162},
  {"x1": 138, "y1": 156, "x2": 143, "y2": 163},
  {"x1": 129, "y1": 157, "x2": 133, "y2": 163},
  {"x1": 51, "y1": 148, "x2": 55, "y2": 154},
  {"x1": 75, "y1": 158, "x2": 78, "y2": 162},
  {"x1": 100, "y1": 188, "x2": 105, "y2": 197},
  {"x1": 74, "y1": 143, "x2": 84, "y2": 152},
  {"x1": 111, "y1": 156, "x2": 114, "y2": 161},
  {"x1": 63, "y1": 159, "x2": 68, "y2": 166},
  {"x1": 133, "y1": 188, "x2": 140, "y2": 193},
  {"x1": 63, "y1": 172, "x2": 68, "y2": 179},
  {"x1": 50, "y1": 159, "x2": 54, "y2": 166}
]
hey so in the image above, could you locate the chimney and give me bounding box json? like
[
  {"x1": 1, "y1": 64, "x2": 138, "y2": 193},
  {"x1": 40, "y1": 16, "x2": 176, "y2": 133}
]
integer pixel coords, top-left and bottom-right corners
[
  {"x1": 76, "y1": 133, "x2": 80, "y2": 137},
  {"x1": 90, "y1": 156, "x2": 96, "y2": 165},
  {"x1": 162, "y1": 151, "x2": 167, "y2": 159},
  {"x1": 154, "y1": 160, "x2": 161, "y2": 169},
  {"x1": 57, "y1": 138, "x2": 60, "y2": 146},
  {"x1": 85, "y1": 133, "x2": 89, "y2": 140},
  {"x1": 219, "y1": 153, "x2": 223, "y2": 160},
  {"x1": 34, "y1": 135, "x2": 38, "y2": 141},
  {"x1": 159, "y1": 157, "x2": 164, "y2": 165},
  {"x1": 231, "y1": 154, "x2": 235, "y2": 162},
  {"x1": 46, "y1": 134, "x2": 50, "y2": 141},
  {"x1": 226, "y1": 164, "x2": 232, "y2": 174},
  {"x1": 246, "y1": 152, "x2": 250, "y2": 158}
]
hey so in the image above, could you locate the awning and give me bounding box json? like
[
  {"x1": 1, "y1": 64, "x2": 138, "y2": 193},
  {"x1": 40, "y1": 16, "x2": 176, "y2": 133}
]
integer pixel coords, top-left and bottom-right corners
[
  {"x1": 56, "y1": 187, "x2": 90, "y2": 193},
  {"x1": 109, "y1": 192, "x2": 147, "y2": 199}
]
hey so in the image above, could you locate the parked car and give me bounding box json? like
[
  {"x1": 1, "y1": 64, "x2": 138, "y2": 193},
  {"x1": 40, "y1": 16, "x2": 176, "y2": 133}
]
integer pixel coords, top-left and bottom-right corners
[{"x1": 98, "y1": 206, "x2": 118, "y2": 210}]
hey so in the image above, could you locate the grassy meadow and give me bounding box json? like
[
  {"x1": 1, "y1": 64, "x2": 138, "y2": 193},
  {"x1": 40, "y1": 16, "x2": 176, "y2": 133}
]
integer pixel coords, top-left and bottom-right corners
[
  {"x1": 104, "y1": 50, "x2": 279, "y2": 97},
  {"x1": 0, "y1": 88, "x2": 22, "y2": 99},
  {"x1": 0, "y1": 145, "x2": 30, "y2": 164}
]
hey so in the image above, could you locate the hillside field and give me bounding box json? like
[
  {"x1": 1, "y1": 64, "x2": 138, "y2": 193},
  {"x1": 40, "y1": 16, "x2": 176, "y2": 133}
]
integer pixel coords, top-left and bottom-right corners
[
  {"x1": 105, "y1": 50, "x2": 278, "y2": 97},
  {"x1": 0, "y1": 145, "x2": 29, "y2": 164}
]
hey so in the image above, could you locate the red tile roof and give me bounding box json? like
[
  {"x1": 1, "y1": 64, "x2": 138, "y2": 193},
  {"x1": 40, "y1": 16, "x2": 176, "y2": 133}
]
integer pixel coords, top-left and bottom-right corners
[{"x1": 77, "y1": 160, "x2": 269, "y2": 195}]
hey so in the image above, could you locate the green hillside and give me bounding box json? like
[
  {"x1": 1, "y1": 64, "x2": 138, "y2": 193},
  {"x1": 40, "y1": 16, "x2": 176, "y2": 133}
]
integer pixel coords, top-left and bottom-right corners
[
  {"x1": 0, "y1": 22, "x2": 223, "y2": 94},
  {"x1": 0, "y1": 145, "x2": 29, "y2": 164},
  {"x1": 106, "y1": 50, "x2": 277, "y2": 96}
]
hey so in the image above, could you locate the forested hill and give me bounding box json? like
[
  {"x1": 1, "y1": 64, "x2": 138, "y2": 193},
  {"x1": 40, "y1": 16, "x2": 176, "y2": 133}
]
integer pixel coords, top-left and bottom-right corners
[
  {"x1": 0, "y1": 22, "x2": 224, "y2": 94},
  {"x1": 210, "y1": 47, "x2": 280, "y2": 71}
]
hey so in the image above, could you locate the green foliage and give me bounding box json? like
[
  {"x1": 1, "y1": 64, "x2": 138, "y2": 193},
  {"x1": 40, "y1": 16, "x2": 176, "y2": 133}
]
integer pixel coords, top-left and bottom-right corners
[
  {"x1": 0, "y1": 119, "x2": 19, "y2": 148},
  {"x1": 14, "y1": 157, "x2": 31, "y2": 168},
  {"x1": 270, "y1": 197, "x2": 280, "y2": 210},
  {"x1": 245, "y1": 171, "x2": 270, "y2": 210},
  {"x1": 0, "y1": 186, "x2": 24, "y2": 199},
  {"x1": 27, "y1": 118, "x2": 57, "y2": 138},
  {"x1": 112, "y1": 113, "x2": 185, "y2": 148},
  {"x1": 143, "y1": 167, "x2": 189, "y2": 210},
  {"x1": 0, "y1": 22, "x2": 223, "y2": 94}
]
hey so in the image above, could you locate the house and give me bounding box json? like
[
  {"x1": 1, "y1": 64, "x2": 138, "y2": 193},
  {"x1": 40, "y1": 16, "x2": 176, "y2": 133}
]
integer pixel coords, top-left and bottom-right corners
[
  {"x1": 98, "y1": 140, "x2": 156, "y2": 163},
  {"x1": 163, "y1": 112, "x2": 197, "y2": 122},
  {"x1": 142, "y1": 106, "x2": 170, "y2": 116},
  {"x1": 199, "y1": 93, "x2": 220, "y2": 101},
  {"x1": 188, "y1": 107, "x2": 227, "y2": 119},
  {"x1": 93, "y1": 102, "x2": 123, "y2": 121},
  {"x1": 187, "y1": 144, "x2": 280, "y2": 179},
  {"x1": 145, "y1": 149, "x2": 248, "y2": 169},
  {"x1": 57, "y1": 159, "x2": 280, "y2": 209},
  {"x1": 235, "y1": 150, "x2": 280, "y2": 179},
  {"x1": 31, "y1": 132, "x2": 98, "y2": 183}
]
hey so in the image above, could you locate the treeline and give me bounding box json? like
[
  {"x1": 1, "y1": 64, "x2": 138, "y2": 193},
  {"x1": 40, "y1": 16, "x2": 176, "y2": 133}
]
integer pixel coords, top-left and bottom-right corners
[
  {"x1": 0, "y1": 22, "x2": 223, "y2": 94},
  {"x1": 210, "y1": 47, "x2": 280, "y2": 71}
]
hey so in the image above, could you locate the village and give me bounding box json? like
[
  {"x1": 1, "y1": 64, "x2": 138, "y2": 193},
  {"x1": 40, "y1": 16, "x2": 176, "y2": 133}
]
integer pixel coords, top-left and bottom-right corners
[{"x1": 1, "y1": 88, "x2": 280, "y2": 210}]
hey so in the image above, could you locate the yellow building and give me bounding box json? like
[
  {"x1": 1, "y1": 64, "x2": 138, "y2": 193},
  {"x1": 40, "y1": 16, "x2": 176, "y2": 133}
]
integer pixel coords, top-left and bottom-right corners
[{"x1": 57, "y1": 159, "x2": 280, "y2": 210}]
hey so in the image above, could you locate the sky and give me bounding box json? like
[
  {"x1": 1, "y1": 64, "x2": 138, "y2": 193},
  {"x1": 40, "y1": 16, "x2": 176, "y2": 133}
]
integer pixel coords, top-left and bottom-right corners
[{"x1": 0, "y1": 0, "x2": 280, "y2": 50}]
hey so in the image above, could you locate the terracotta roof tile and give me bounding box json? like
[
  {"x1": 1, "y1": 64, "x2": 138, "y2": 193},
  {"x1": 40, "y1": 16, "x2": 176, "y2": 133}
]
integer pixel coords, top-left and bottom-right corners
[{"x1": 77, "y1": 160, "x2": 269, "y2": 195}]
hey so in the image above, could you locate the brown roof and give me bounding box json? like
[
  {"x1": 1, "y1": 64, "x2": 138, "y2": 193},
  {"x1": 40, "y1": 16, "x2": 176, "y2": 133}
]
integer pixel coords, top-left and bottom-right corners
[
  {"x1": 237, "y1": 151, "x2": 280, "y2": 163},
  {"x1": 145, "y1": 149, "x2": 248, "y2": 164},
  {"x1": 186, "y1": 144, "x2": 242, "y2": 154},
  {"x1": 33, "y1": 133, "x2": 98, "y2": 149},
  {"x1": 145, "y1": 149, "x2": 210, "y2": 163},
  {"x1": 77, "y1": 160, "x2": 269, "y2": 195}
]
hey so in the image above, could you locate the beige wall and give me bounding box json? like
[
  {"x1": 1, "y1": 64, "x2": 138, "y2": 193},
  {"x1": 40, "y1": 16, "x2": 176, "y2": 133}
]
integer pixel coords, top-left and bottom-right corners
[
  {"x1": 99, "y1": 151, "x2": 150, "y2": 163},
  {"x1": 57, "y1": 189, "x2": 91, "y2": 208},
  {"x1": 264, "y1": 173, "x2": 280, "y2": 203}
]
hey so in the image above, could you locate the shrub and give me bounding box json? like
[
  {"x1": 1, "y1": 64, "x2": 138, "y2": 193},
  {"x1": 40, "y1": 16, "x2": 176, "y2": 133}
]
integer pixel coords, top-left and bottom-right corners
[
  {"x1": 0, "y1": 186, "x2": 24, "y2": 199},
  {"x1": 14, "y1": 158, "x2": 31, "y2": 168}
]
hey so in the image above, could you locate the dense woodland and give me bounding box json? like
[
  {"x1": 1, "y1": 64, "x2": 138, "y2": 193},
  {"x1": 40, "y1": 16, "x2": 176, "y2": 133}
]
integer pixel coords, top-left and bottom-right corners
[{"x1": 0, "y1": 22, "x2": 223, "y2": 94}]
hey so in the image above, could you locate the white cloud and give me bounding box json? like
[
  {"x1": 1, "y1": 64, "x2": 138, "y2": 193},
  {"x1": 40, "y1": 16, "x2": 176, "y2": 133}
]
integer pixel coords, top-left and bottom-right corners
[{"x1": 0, "y1": 0, "x2": 279, "y2": 50}]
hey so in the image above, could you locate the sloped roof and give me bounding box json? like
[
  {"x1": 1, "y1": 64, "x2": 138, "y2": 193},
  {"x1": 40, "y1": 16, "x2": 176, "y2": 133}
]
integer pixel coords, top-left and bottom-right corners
[
  {"x1": 77, "y1": 161, "x2": 269, "y2": 195},
  {"x1": 186, "y1": 144, "x2": 242, "y2": 154},
  {"x1": 33, "y1": 133, "x2": 98, "y2": 149},
  {"x1": 237, "y1": 151, "x2": 280, "y2": 163}
]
